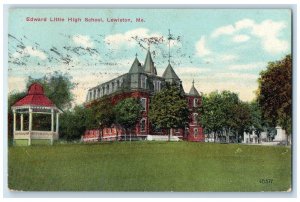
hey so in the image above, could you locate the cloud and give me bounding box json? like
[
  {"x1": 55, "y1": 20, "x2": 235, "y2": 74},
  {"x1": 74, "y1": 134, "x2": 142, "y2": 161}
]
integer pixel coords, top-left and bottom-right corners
[
  {"x1": 219, "y1": 54, "x2": 238, "y2": 62},
  {"x1": 251, "y1": 20, "x2": 288, "y2": 54},
  {"x1": 73, "y1": 35, "x2": 94, "y2": 49},
  {"x1": 175, "y1": 66, "x2": 210, "y2": 75},
  {"x1": 8, "y1": 76, "x2": 27, "y2": 92},
  {"x1": 235, "y1": 18, "x2": 255, "y2": 30},
  {"x1": 104, "y1": 28, "x2": 161, "y2": 49},
  {"x1": 227, "y1": 62, "x2": 266, "y2": 71},
  {"x1": 232, "y1": 34, "x2": 250, "y2": 43},
  {"x1": 12, "y1": 46, "x2": 47, "y2": 60},
  {"x1": 216, "y1": 72, "x2": 258, "y2": 80},
  {"x1": 211, "y1": 25, "x2": 235, "y2": 38},
  {"x1": 181, "y1": 78, "x2": 257, "y2": 101},
  {"x1": 195, "y1": 36, "x2": 211, "y2": 57},
  {"x1": 211, "y1": 18, "x2": 289, "y2": 54}
]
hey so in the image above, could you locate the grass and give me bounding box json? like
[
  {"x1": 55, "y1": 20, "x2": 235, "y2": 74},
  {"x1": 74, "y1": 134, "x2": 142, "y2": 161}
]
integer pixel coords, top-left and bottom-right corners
[{"x1": 8, "y1": 141, "x2": 291, "y2": 192}]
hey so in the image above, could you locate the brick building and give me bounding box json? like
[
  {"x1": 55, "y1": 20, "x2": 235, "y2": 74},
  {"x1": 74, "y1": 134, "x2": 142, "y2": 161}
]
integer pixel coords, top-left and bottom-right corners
[{"x1": 83, "y1": 49, "x2": 204, "y2": 142}]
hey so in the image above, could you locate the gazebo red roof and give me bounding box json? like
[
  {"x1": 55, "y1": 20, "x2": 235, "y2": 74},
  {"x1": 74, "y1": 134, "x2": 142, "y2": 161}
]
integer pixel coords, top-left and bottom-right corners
[{"x1": 13, "y1": 83, "x2": 55, "y2": 107}]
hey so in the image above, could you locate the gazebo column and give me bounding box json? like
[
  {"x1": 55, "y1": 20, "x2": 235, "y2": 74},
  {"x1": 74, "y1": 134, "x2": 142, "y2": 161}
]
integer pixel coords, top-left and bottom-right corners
[
  {"x1": 28, "y1": 108, "x2": 32, "y2": 145},
  {"x1": 56, "y1": 112, "x2": 60, "y2": 137},
  {"x1": 51, "y1": 109, "x2": 54, "y2": 145},
  {"x1": 20, "y1": 114, "x2": 24, "y2": 131},
  {"x1": 13, "y1": 109, "x2": 16, "y2": 133},
  {"x1": 51, "y1": 109, "x2": 54, "y2": 132}
]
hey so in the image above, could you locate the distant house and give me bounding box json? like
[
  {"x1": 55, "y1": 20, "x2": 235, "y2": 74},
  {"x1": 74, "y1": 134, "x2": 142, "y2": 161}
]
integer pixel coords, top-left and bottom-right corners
[{"x1": 83, "y1": 49, "x2": 204, "y2": 142}]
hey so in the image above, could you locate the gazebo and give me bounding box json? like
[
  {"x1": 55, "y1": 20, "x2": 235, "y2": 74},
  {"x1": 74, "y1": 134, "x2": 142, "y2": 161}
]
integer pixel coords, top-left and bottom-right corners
[{"x1": 11, "y1": 83, "x2": 62, "y2": 146}]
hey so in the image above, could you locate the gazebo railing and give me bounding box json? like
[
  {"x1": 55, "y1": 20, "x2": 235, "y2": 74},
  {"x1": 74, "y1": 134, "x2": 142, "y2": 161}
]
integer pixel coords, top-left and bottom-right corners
[
  {"x1": 14, "y1": 131, "x2": 58, "y2": 140},
  {"x1": 14, "y1": 131, "x2": 30, "y2": 139}
]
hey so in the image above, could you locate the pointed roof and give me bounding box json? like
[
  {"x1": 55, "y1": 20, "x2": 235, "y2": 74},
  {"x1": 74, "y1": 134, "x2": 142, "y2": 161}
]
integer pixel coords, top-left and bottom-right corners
[
  {"x1": 189, "y1": 80, "x2": 200, "y2": 96},
  {"x1": 162, "y1": 63, "x2": 180, "y2": 81},
  {"x1": 144, "y1": 50, "x2": 157, "y2": 75},
  {"x1": 128, "y1": 56, "x2": 144, "y2": 74},
  {"x1": 13, "y1": 83, "x2": 56, "y2": 107}
]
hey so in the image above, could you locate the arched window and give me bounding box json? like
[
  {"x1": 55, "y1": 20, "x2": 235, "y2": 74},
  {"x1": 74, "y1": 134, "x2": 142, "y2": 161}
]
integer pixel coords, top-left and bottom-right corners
[
  {"x1": 140, "y1": 118, "x2": 146, "y2": 132},
  {"x1": 140, "y1": 98, "x2": 147, "y2": 111},
  {"x1": 194, "y1": 128, "x2": 198, "y2": 137},
  {"x1": 193, "y1": 113, "x2": 198, "y2": 124},
  {"x1": 193, "y1": 98, "x2": 198, "y2": 107}
]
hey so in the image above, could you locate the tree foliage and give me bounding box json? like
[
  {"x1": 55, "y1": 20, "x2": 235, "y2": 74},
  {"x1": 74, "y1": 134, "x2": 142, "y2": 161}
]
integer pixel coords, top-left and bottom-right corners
[
  {"x1": 90, "y1": 96, "x2": 115, "y2": 140},
  {"x1": 200, "y1": 91, "x2": 253, "y2": 142},
  {"x1": 28, "y1": 71, "x2": 76, "y2": 110},
  {"x1": 59, "y1": 105, "x2": 95, "y2": 140},
  {"x1": 257, "y1": 54, "x2": 292, "y2": 134},
  {"x1": 113, "y1": 98, "x2": 142, "y2": 136},
  {"x1": 148, "y1": 85, "x2": 189, "y2": 140}
]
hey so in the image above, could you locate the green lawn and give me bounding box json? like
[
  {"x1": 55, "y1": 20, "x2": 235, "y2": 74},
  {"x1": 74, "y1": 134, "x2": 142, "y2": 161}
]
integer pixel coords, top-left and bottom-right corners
[{"x1": 8, "y1": 141, "x2": 291, "y2": 191}]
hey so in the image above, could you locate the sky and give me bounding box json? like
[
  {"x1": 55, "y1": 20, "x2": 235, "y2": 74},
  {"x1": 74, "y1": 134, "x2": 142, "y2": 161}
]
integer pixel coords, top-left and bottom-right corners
[{"x1": 8, "y1": 9, "x2": 291, "y2": 104}]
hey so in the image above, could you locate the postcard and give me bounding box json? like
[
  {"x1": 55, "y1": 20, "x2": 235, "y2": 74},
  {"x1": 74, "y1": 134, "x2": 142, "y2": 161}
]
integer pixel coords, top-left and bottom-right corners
[{"x1": 7, "y1": 8, "x2": 292, "y2": 192}]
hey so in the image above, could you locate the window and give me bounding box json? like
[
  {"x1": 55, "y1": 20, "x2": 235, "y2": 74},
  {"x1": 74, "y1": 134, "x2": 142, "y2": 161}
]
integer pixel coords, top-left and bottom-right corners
[
  {"x1": 194, "y1": 128, "x2": 198, "y2": 137},
  {"x1": 97, "y1": 89, "x2": 100, "y2": 98},
  {"x1": 157, "y1": 81, "x2": 161, "y2": 92},
  {"x1": 109, "y1": 83, "x2": 112, "y2": 93},
  {"x1": 193, "y1": 98, "x2": 198, "y2": 107},
  {"x1": 141, "y1": 75, "x2": 147, "y2": 89},
  {"x1": 193, "y1": 113, "x2": 198, "y2": 124},
  {"x1": 140, "y1": 119, "x2": 146, "y2": 132},
  {"x1": 89, "y1": 91, "x2": 92, "y2": 101},
  {"x1": 112, "y1": 82, "x2": 115, "y2": 92},
  {"x1": 153, "y1": 80, "x2": 161, "y2": 92},
  {"x1": 106, "y1": 84, "x2": 109, "y2": 94},
  {"x1": 100, "y1": 88, "x2": 103, "y2": 97},
  {"x1": 141, "y1": 98, "x2": 147, "y2": 111}
]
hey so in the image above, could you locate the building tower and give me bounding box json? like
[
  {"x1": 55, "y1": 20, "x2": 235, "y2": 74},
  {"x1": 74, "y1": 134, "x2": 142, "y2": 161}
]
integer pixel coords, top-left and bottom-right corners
[{"x1": 186, "y1": 80, "x2": 204, "y2": 141}]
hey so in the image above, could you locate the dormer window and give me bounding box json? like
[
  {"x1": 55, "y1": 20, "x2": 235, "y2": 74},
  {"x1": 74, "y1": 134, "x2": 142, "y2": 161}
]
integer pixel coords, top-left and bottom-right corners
[
  {"x1": 153, "y1": 80, "x2": 161, "y2": 92},
  {"x1": 141, "y1": 75, "x2": 147, "y2": 89}
]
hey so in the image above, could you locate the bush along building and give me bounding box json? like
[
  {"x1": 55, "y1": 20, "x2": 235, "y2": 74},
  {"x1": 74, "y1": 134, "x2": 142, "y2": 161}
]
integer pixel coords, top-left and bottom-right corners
[{"x1": 83, "y1": 48, "x2": 204, "y2": 142}]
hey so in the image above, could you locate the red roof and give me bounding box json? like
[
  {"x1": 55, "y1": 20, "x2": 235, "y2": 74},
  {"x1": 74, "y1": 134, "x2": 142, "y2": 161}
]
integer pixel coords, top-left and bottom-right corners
[{"x1": 13, "y1": 83, "x2": 55, "y2": 107}]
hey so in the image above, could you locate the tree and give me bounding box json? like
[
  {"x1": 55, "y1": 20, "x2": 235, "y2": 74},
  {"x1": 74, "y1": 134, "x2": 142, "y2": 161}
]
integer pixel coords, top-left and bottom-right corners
[
  {"x1": 199, "y1": 92, "x2": 224, "y2": 142},
  {"x1": 232, "y1": 101, "x2": 252, "y2": 142},
  {"x1": 148, "y1": 85, "x2": 189, "y2": 141},
  {"x1": 113, "y1": 98, "x2": 142, "y2": 141},
  {"x1": 28, "y1": 71, "x2": 76, "y2": 110},
  {"x1": 257, "y1": 54, "x2": 292, "y2": 135},
  {"x1": 199, "y1": 91, "x2": 241, "y2": 143},
  {"x1": 59, "y1": 105, "x2": 95, "y2": 140},
  {"x1": 90, "y1": 96, "x2": 115, "y2": 141}
]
